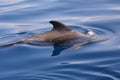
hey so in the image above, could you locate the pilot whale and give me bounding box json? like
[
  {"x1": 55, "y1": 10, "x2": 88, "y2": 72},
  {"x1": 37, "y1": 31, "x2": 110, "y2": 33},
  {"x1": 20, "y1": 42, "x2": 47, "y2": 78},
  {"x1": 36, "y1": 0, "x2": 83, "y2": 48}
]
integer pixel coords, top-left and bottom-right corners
[
  {"x1": 18, "y1": 20, "x2": 93, "y2": 45},
  {"x1": 0, "y1": 20, "x2": 96, "y2": 56}
]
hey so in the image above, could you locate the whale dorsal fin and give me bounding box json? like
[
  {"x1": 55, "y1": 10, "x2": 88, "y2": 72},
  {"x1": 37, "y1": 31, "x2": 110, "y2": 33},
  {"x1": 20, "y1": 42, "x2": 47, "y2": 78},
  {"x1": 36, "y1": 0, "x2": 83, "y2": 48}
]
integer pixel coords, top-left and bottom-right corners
[{"x1": 49, "y1": 20, "x2": 72, "y2": 31}]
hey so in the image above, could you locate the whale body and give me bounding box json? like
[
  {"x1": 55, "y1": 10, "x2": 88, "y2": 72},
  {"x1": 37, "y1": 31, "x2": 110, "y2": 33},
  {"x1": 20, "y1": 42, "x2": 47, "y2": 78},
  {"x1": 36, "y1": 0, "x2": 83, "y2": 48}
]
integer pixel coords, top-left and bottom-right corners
[
  {"x1": 0, "y1": 20, "x2": 95, "y2": 56},
  {"x1": 19, "y1": 20, "x2": 92, "y2": 45}
]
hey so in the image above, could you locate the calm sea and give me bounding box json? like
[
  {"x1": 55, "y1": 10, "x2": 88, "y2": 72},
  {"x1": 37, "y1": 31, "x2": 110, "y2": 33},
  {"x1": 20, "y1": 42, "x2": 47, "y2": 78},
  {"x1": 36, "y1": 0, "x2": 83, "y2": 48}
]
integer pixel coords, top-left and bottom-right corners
[{"x1": 0, "y1": 0, "x2": 120, "y2": 80}]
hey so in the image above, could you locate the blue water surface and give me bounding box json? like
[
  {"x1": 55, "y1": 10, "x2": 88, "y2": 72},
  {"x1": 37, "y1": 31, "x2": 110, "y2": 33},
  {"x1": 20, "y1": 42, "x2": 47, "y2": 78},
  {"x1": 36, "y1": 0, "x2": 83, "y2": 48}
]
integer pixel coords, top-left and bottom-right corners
[{"x1": 0, "y1": 0, "x2": 120, "y2": 80}]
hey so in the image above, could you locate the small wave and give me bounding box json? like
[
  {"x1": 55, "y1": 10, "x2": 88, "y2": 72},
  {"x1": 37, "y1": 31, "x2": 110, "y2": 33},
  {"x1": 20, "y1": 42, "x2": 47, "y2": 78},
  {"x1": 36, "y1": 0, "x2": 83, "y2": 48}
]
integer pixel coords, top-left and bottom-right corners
[
  {"x1": 81, "y1": 15, "x2": 120, "y2": 22},
  {"x1": 0, "y1": 5, "x2": 31, "y2": 12},
  {"x1": 0, "y1": 0, "x2": 25, "y2": 6}
]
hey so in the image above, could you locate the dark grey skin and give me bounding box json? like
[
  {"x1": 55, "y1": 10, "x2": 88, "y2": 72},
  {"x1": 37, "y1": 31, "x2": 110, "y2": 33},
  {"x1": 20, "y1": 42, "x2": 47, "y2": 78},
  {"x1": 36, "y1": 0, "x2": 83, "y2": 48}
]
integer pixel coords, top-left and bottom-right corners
[
  {"x1": 0, "y1": 21, "x2": 94, "y2": 56},
  {"x1": 21, "y1": 20, "x2": 91, "y2": 45}
]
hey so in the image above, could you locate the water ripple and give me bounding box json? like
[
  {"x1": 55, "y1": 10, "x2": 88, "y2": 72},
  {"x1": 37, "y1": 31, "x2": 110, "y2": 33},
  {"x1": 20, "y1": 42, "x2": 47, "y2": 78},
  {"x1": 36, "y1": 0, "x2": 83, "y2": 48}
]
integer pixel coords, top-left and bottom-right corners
[
  {"x1": 0, "y1": 0, "x2": 120, "y2": 80},
  {"x1": 81, "y1": 15, "x2": 120, "y2": 22},
  {"x1": 0, "y1": 0, "x2": 25, "y2": 6},
  {"x1": 0, "y1": 4, "x2": 31, "y2": 13}
]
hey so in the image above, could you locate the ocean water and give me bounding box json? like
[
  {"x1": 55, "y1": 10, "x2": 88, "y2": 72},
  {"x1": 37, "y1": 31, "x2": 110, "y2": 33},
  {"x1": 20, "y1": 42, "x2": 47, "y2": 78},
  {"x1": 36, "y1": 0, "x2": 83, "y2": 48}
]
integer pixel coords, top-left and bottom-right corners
[{"x1": 0, "y1": 0, "x2": 120, "y2": 80}]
